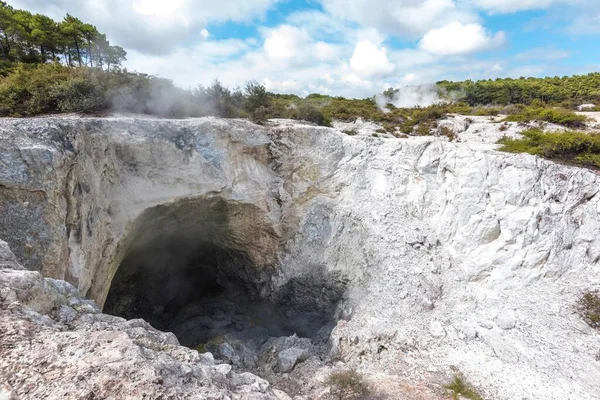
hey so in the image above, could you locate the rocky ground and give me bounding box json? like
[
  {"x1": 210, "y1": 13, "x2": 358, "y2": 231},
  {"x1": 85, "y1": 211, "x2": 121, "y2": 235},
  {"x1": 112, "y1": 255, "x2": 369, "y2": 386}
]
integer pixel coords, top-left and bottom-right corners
[{"x1": 1, "y1": 115, "x2": 600, "y2": 399}]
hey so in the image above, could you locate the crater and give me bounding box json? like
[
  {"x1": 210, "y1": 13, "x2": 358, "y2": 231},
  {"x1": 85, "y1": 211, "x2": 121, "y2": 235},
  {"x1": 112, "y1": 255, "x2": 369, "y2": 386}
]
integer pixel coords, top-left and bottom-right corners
[{"x1": 103, "y1": 196, "x2": 344, "y2": 352}]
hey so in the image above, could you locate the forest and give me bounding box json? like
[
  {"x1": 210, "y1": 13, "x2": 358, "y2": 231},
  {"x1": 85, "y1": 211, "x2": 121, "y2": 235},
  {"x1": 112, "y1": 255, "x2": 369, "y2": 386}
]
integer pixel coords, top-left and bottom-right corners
[
  {"x1": 437, "y1": 74, "x2": 600, "y2": 107},
  {"x1": 0, "y1": 1, "x2": 126, "y2": 71}
]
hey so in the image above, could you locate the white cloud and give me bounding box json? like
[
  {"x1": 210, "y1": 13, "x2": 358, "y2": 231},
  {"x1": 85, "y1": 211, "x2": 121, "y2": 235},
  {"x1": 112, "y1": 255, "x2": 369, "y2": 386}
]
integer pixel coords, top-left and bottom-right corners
[
  {"x1": 132, "y1": 0, "x2": 186, "y2": 17},
  {"x1": 470, "y1": 0, "x2": 554, "y2": 13},
  {"x1": 314, "y1": 42, "x2": 341, "y2": 61},
  {"x1": 319, "y1": 0, "x2": 478, "y2": 36},
  {"x1": 261, "y1": 25, "x2": 345, "y2": 67},
  {"x1": 263, "y1": 25, "x2": 310, "y2": 63},
  {"x1": 419, "y1": 22, "x2": 505, "y2": 55},
  {"x1": 349, "y1": 40, "x2": 395, "y2": 78}
]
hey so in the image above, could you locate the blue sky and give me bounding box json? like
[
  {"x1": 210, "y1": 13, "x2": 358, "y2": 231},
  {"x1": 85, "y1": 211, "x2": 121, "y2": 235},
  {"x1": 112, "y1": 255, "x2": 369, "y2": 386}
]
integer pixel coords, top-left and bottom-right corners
[{"x1": 7, "y1": 0, "x2": 600, "y2": 97}]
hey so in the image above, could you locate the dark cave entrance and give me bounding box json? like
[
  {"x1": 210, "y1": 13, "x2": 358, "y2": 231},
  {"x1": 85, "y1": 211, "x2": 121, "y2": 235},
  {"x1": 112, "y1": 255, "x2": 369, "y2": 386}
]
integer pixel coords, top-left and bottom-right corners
[{"x1": 103, "y1": 197, "x2": 342, "y2": 350}]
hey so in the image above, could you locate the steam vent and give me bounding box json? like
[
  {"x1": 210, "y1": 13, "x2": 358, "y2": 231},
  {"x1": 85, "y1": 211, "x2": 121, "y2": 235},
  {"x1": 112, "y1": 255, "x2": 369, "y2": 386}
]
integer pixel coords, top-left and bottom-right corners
[{"x1": 2, "y1": 116, "x2": 600, "y2": 399}]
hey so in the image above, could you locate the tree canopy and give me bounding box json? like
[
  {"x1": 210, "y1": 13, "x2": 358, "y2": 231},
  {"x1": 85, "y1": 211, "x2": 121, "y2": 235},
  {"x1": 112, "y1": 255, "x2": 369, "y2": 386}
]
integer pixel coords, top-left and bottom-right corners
[
  {"x1": 0, "y1": 1, "x2": 126, "y2": 69},
  {"x1": 437, "y1": 74, "x2": 600, "y2": 106}
]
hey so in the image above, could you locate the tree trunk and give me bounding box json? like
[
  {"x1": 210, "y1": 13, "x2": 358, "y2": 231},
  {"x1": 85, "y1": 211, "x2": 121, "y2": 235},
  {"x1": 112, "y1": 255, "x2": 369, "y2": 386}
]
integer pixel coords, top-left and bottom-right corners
[
  {"x1": 88, "y1": 41, "x2": 93, "y2": 67},
  {"x1": 74, "y1": 37, "x2": 81, "y2": 67}
]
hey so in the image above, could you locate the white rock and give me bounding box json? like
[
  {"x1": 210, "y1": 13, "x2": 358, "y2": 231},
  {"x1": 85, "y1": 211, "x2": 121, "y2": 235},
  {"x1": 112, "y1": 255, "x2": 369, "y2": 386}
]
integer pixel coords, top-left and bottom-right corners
[
  {"x1": 429, "y1": 320, "x2": 446, "y2": 338},
  {"x1": 2, "y1": 117, "x2": 600, "y2": 400},
  {"x1": 273, "y1": 389, "x2": 293, "y2": 400},
  {"x1": 277, "y1": 348, "x2": 306, "y2": 373},
  {"x1": 496, "y1": 310, "x2": 517, "y2": 330}
]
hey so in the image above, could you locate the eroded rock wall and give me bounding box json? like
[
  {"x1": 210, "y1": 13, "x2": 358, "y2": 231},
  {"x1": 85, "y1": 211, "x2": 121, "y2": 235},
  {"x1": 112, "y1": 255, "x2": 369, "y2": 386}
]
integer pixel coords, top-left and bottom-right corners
[{"x1": 1, "y1": 116, "x2": 600, "y2": 399}]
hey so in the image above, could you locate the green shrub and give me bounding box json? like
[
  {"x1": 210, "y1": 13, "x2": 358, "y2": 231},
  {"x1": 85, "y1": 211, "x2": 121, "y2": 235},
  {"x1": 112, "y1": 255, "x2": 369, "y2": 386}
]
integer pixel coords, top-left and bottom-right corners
[
  {"x1": 440, "y1": 126, "x2": 456, "y2": 141},
  {"x1": 244, "y1": 80, "x2": 271, "y2": 114},
  {"x1": 445, "y1": 374, "x2": 483, "y2": 400},
  {"x1": 325, "y1": 370, "x2": 371, "y2": 399},
  {"x1": 343, "y1": 129, "x2": 358, "y2": 136},
  {"x1": 505, "y1": 107, "x2": 587, "y2": 128},
  {"x1": 415, "y1": 122, "x2": 432, "y2": 136},
  {"x1": 297, "y1": 102, "x2": 332, "y2": 126},
  {"x1": 498, "y1": 129, "x2": 600, "y2": 168},
  {"x1": 577, "y1": 290, "x2": 600, "y2": 329},
  {"x1": 249, "y1": 105, "x2": 270, "y2": 125}
]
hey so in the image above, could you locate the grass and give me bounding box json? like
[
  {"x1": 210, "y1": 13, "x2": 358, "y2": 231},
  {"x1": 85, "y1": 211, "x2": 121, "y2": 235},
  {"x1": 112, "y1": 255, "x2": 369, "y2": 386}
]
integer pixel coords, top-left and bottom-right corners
[
  {"x1": 445, "y1": 374, "x2": 483, "y2": 400},
  {"x1": 577, "y1": 290, "x2": 600, "y2": 329},
  {"x1": 325, "y1": 370, "x2": 371, "y2": 399},
  {"x1": 498, "y1": 129, "x2": 600, "y2": 169}
]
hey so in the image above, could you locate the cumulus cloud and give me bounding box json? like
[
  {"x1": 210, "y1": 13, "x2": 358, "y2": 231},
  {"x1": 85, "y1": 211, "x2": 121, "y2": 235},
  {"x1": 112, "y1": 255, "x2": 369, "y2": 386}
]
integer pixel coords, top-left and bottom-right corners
[
  {"x1": 349, "y1": 40, "x2": 395, "y2": 78},
  {"x1": 263, "y1": 25, "x2": 310, "y2": 64},
  {"x1": 419, "y1": 22, "x2": 505, "y2": 55},
  {"x1": 319, "y1": 0, "x2": 478, "y2": 36},
  {"x1": 261, "y1": 25, "x2": 343, "y2": 67}
]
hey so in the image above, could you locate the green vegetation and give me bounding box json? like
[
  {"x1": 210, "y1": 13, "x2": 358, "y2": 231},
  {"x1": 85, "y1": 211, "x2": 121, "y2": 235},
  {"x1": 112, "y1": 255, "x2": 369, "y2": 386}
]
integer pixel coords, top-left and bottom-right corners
[
  {"x1": 577, "y1": 290, "x2": 600, "y2": 329},
  {"x1": 445, "y1": 374, "x2": 484, "y2": 400},
  {"x1": 438, "y1": 73, "x2": 600, "y2": 106},
  {"x1": 504, "y1": 106, "x2": 587, "y2": 128},
  {"x1": 498, "y1": 129, "x2": 600, "y2": 168},
  {"x1": 0, "y1": 1, "x2": 126, "y2": 69},
  {"x1": 325, "y1": 370, "x2": 371, "y2": 399},
  {"x1": 0, "y1": 64, "x2": 188, "y2": 117}
]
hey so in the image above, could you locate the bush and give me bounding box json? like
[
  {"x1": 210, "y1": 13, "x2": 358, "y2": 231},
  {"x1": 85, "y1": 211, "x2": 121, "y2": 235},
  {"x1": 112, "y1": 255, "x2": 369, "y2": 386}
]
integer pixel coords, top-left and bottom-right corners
[
  {"x1": 445, "y1": 374, "x2": 483, "y2": 400},
  {"x1": 325, "y1": 370, "x2": 371, "y2": 400},
  {"x1": 297, "y1": 102, "x2": 332, "y2": 126},
  {"x1": 249, "y1": 105, "x2": 270, "y2": 125},
  {"x1": 577, "y1": 290, "x2": 600, "y2": 329},
  {"x1": 244, "y1": 80, "x2": 271, "y2": 114},
  {"x1": 498, "y1": 129, "x2": 600, "y2": 169},
  {"x1": 440, "y1": 126, "x2": 456, "y2": 141},
  {"x1": 505, "y1": 106, "x2": 588, "y2": 128}
]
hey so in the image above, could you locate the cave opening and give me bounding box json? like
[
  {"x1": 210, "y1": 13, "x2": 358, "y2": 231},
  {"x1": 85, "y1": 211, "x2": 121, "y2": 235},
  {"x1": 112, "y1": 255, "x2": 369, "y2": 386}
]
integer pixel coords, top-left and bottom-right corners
[{"x1": 103, "y1": 197, "x2": 341, "y2": 353}]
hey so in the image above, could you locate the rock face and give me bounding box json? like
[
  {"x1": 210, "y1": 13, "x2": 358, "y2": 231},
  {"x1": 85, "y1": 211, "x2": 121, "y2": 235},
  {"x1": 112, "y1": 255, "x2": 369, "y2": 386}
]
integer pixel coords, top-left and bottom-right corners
[
  {"x1": 1, "y1": 116, "x2": 600, "y2": 399},
  {"x1": 0, "y1": 239, "x2": 275, "y2": 399}
]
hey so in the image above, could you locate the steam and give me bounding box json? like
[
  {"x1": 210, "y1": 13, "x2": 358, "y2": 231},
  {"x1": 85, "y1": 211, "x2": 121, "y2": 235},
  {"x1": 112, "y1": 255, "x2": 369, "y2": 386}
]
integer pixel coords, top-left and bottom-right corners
[{"x1": 376, "y1": 84, "x2": 444, "y2": 112}]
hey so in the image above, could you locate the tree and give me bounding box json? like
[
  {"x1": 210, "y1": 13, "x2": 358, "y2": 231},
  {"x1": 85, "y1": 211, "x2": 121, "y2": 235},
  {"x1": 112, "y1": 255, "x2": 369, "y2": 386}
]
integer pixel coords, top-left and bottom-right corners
[
  {"x1": 31, "y1": 14, "x2": 59, "y2": 62},
  {"x1": 79, "y1": 22, "x2": 98, "y2": 67},
  {"x1": 244, "y1": 80, "x2": 271, "y2": 113},
  {"x1": 105, "y1": 45, "x2": 126, "y2": 71},
  {"x1": 61, "y1": 14, "x2": 85, "y2": 66}
]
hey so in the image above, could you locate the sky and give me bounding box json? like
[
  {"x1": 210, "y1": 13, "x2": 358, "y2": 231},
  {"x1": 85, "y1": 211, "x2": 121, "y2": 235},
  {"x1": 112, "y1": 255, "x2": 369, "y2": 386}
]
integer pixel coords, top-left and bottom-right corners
[{"x1": 6, "y1": 0, "x2": 600, "y2": 98}]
